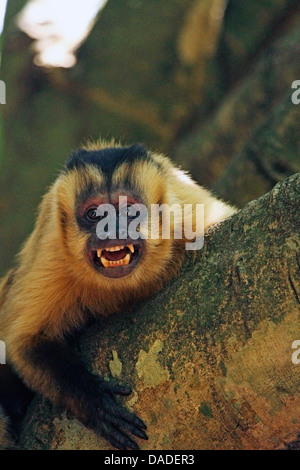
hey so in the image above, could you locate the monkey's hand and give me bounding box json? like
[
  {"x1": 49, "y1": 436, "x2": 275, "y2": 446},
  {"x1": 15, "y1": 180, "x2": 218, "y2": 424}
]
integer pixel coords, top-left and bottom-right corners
[
  {"x1": 15, "y1": 336, "x2": 147, "y2": 450},
  {"x1": 77, "y1": 379, "x2": 148, "y2": 450}
]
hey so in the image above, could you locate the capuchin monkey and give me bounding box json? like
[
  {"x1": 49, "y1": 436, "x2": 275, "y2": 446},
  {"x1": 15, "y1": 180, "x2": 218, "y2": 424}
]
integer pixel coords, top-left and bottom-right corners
[{"x1": 0, "y1": 141, "x2": 236, "y2": 450}]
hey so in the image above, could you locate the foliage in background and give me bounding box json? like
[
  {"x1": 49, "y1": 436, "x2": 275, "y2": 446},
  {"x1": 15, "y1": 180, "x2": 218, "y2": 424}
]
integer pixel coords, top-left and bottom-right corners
[{"x1": 0, "y1": 0, "x2": 300, "y2": 275}]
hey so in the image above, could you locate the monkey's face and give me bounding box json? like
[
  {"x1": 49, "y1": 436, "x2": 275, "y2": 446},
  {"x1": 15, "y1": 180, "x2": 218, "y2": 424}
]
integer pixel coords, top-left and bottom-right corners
[
  {"x1": 56, "y1": 144, "x2": 181, "y2": 290},
  {"x1": 77, "y1": 192, "x2": 146, "y2": 279}
]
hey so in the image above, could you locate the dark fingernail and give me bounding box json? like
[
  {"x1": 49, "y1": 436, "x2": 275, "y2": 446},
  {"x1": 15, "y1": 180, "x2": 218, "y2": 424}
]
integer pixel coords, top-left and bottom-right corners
[
  {"x1": 136, "y1": 429, "x2": 148, "y2": 440},
  {"x1": 114, "y1": 385, "x2": 132, "y2": 395},
  {"x1": 127, "y1": 440, "x2": 140, "y2": 450},
  {"x1": 136, "y1": 418, "x2": 147, "y2": 429}
]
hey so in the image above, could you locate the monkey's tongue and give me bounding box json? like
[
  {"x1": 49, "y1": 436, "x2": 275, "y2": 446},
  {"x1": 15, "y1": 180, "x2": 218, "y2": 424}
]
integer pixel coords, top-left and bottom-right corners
[
  {"x1": 102, "y1": 248, "x2": 128, "y2": 261},
  {"x1": 100, "y1": 248, "x2": 132, "y2": 268},
  {"x1": 95, "y1": 245, "x2": 135, "y2": 268}
]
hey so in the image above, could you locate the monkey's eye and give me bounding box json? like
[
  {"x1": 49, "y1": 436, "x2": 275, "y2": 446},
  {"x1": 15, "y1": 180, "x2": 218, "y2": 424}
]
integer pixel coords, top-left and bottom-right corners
[{"x1": 85, "y1": 208, "x2": 101, "y2": 223}]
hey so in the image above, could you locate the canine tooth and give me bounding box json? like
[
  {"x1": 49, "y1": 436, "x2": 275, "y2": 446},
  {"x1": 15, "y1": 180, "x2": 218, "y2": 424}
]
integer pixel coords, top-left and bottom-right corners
[
  {"x1": 97, "y1": 249, "x2": 102, "y2": 258},
  {"x1": 123, "y1": 254, "x2": 131, "y2": 266},
  {"x1": 100, "y1": 256, "x2": 110, "y2": 268},
  {"x1": 128, "y1": 244, "x2": 134, "y2": 254}
]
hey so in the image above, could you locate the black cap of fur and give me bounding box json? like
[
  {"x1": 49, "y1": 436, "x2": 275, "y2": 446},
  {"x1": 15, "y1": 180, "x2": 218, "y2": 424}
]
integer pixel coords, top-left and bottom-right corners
[{"x1": 65, "y1": 144, "x2": 149, "y2": 177}]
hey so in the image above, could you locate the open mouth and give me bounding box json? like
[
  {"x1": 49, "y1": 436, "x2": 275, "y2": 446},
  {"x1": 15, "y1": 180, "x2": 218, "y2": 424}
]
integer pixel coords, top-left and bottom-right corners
[{"x1": 89, "y1": 241, "x2": 143, "y2": 278}]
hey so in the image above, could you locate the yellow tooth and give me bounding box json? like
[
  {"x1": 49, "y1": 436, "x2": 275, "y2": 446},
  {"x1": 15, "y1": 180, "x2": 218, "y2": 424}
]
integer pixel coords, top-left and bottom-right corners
[
  {"x1": 128, "y1": 244, "x2": 134, "y2": 254},
  {"x1": 101, "y1": 253, "x2": 131, "y2": 268},
  {"x1": 97, "y1": 249, "x2": 102, "y2": 258},
  {"x1": 100, "y1": 256, "x2": 111, "y2": 268},
  {"x1": 123, "y1": 254, "x2": 130, "y2": 265}
]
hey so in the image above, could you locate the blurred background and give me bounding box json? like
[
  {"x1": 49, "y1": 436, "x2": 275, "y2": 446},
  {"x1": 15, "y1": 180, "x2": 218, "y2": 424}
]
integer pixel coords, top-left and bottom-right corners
[{"x1": 0, "y1": 0, "x2": 300, "y2": 276}]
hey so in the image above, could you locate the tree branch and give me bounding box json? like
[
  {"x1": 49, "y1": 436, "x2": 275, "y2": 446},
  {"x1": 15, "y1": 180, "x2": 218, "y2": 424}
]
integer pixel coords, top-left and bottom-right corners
[{"x1": 20, "y1": 173, "x2": 300, "y2": 450}]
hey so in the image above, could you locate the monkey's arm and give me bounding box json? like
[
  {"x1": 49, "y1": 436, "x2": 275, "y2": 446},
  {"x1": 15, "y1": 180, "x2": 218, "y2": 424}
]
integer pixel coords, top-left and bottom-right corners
[{"x1": 10, "y1": 333, "x2": 147, "y2": 450}]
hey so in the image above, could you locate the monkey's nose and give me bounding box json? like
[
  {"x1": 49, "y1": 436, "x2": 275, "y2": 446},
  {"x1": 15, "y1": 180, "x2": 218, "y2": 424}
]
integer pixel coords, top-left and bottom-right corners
[{"x1": 119, "y1": 228, "x2": 128, "y2": 239}]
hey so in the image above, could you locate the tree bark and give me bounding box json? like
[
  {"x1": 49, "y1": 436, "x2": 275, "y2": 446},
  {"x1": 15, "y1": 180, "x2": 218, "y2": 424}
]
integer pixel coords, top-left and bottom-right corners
[
  {"x1": 212, "y1": 93, "x2": 300, "y2": 207},
  {"x1": 20, "y1": 173, "x2": 300, "y2": 450},
  {"x1": 172, "y1": 11, "x2": 300, "y2": 187}
]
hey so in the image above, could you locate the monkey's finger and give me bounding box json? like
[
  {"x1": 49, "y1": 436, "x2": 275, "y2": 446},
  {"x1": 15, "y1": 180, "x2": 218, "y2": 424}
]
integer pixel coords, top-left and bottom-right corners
[
  {"x1": 118, "y1": 421, "x2": 148, "y2": 440},
  {"x1": 110, "y1": 384, "x2": 132, "y2": 396},
  {"x1": 103, "y1": 394, "x2": 147, "y2": 430},
  {"x1": 103, "y1": 409, "x2": 149, "y2": 442},
  {"x1": 100, "y1": 424, "x2": 140, "y2": 450},
  {"x1": 106, "y1": 436, "x2": 127, "y2": 451},
  {"x1": 100, "y1": 382, "x2": 132, "y2": 396}
]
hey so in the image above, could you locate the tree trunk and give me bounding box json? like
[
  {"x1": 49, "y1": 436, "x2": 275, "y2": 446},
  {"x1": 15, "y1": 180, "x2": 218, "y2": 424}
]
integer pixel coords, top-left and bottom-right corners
[
  {"x1": 212, "y1": 93, "x2": 300, "y2": 207},
  {"x1": 20, "y1": 173, "x2": 300, "y2": 450},
  {"x1": 172, "y1": 10, "x2": 300, "y2": 187}
]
